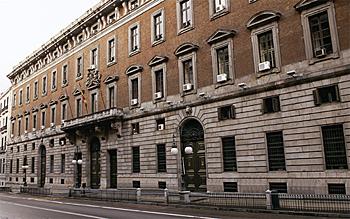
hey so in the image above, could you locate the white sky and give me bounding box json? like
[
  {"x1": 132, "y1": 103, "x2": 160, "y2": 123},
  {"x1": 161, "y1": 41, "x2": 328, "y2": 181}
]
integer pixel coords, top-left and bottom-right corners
[{"x1": 0, "y1": 0, "x2": 99, "y2": 93}]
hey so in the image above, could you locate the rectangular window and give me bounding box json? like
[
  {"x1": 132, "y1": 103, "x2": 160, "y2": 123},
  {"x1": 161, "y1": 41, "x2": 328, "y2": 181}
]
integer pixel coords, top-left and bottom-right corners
[
  {"x1": 222, "y1": 137, "x2": 237, "y2": 171},
  {"x1": 322, "y1": 124, "x2": 348, "y2": 170},
  {"x1": 76, "y1": 98, "x2": 82, "y2": 117},
  {"x1": 328, "y1": 183, "x2": 346, "y2": 195},
  {"x1": 309, "y1": 11, "x2": 332, "y2": 57},
  {"x1": 41, "y1": 111, "x2": 46, "y2": 128},
  {"x1": 156, "y1": 118, "x2": 165, "y2": 131},
  {"x1": 183, "y1": 59, "x2": 193, "y2": 85},
  {"x1": 61, "y1": 154, "x2": 65, "y2": 173},
  {"x1": 51, "y1": 71, "x2": 57, "y2": 90},
  {"x1": 34, "y1": 81, "x2": 38, "y2": 98},
  {"x1": 91, "y1": 48, "x2": 98, "y2": 66},
  {"x1": 131, "y1": 123, "x2": 139, "y2": 135},
  {"x1": 258, "y1": 30, "x2": 276, "y2": 68},
  {"x1": 131, "y1": 78, "x2": 138, "y2": 100},
  {"x1": 132, "y1": 146, "x2": 140, "y2": 173},
  {"x1": 108, "y1": 39, "x2": 115, "y2": 63},
  {"x1": 19, "y1": 90, "x2": 23, "y2": 105},
  {"x1": 269, "y1": 182, "x2": 287, "y2": 193},
  {"x1": 12, "y1": 93, "x2": 16, "y2": 106},
  {"x1": 223, "y1": 182, "x2": 238, "y2": 192},
  {"x1": 132, "y1": 180, "x2": 140, "y2": 188},
  {"x1": 262, "y1": 96, "x2": 280, "y2": 113},
  {"x1": 33, "y1": 114, "x2": 37, "y2": 130},
  {"x1": 180, "y1": 0, "x2": 192, "y2": 28},
  {"x1": 25, "y1": 117, "x2": 29, "y2": 131},
  {"x1": 216, "y1": 46, "x2": 229, "y2": 76},
  {"x1": 26, "y1": 86, "x2": 30, "y2": 102},
  {"x1": 50, "y1": 155, "x2": 54, "y2": 173},
  {"x1": 266, "y1": 131, "x2": 286, "y2": 171},
  {"x1": 158, "y1": 181, "x2": 166, "y2": 189},
  {"x1": 218, "y1": 105, "x2": 235, "y2": 120},
  {"x1": 62, "y1": 65, "x2": 68, "y2": 85},
  {"x1": 31, "y1": 157, "x2": 35, "y2": 173},
  {"x1": 91, "y1": 93, "x2": 97, "y2": 113},
  {"x1": 16, "y1": 159, "x2": 19, "y2": 173},
  {"x1": 18, "y1": 120, "x2": 21, "y2": 136},
  {"x1": 157, "y1": 144, "x2": 166, "y2": 172},
  {"x1": 130, "y1": 26, "x2": 139, "y2": 52},
  {"x1": 153, "y1": 11, "x2": 164, "y2": 42},
  {"x1": 155, "y1": 69, "x2": 164, "y2": 95},
  {"x1": 214, "y1": 0, "x2": 227, "y2": 13},
  {"x1": 61, "y1": 103, "x2": 67, "y2": 121},
  {"x1": 313, "y1": 85, "x2": 340, "y2": 106},
  {"x1": 77, "y1": 57, "x2": 83, "y2": 78},
  {"x1": 51, "y1": 107, "x2": 56, "y2": 124},
  {"x1": 108, "y1": 86, "x2": 115, "y2": 108},
  {"x1": 42, "y1": 76, "x2": 47, "y2": 95},
  {"x1": 9, "y1": 159, "x2": 12, "y2": 174}
]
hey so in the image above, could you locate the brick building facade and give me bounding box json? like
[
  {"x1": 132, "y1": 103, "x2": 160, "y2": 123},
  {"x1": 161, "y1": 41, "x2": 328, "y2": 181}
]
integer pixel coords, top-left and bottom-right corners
[{"x1": 5, "y1": 0, "x2": 350, "y2": 194}]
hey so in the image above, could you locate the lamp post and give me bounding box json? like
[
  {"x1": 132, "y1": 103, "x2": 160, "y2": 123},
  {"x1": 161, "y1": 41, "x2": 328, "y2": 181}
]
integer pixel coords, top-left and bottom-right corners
[
  {"x1": 72, "y1": 145, "x2": 82, "y2": 188},
  {"x1": 22, "y1": 165, "x2": 29, "y2": 187}
]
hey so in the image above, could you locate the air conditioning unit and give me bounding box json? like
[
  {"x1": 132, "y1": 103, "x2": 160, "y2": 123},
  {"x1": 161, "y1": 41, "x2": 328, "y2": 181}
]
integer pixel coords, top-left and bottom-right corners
[
  {"x1": 315, "y1": 48, "x2": 327, "y2": 58},
  {"x1": 258, "y1": 61, "x2": 271, "y2": 72},
  {"x1": 183, "y1": 83, "x2": 193, "y2": 92},
  {"x1": 131, "y1": 98, "x2": 138, "y2": 106},
  {"x1": 217, "y1": 74, "x2": 228, "y2": 82},
  {"x1": 157, "y1": 124, "x2": 164, "y2": 131},
  {"x1": 154, "y1": 92, "x2": 163, "y2": 99},
  {"x1": 89, "y1": 64, "x2": 96, "y2": 70}
]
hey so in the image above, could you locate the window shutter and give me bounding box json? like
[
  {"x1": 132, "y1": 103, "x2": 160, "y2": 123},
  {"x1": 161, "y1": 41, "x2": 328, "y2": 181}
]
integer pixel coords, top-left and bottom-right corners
[
  {"x1": 313, "y1": 90, "x2": 320, "y2": 106},
  {"x1": 272, "y1": 97, "x2": 280, "y2": 112},
  {"x1": 335, "y1": 85, "x2": 340, "y2": 102},
  {"x1": 261, "y1": 99, "x2": 267, "y2": 113},
  {"x1": 231, "y1": 105, "x2": 236, "y2": 119}
]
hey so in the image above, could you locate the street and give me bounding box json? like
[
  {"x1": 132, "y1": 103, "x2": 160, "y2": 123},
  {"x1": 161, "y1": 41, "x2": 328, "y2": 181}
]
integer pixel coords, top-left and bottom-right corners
[{"x1": 0, "y1": 194, "x2": 342, "y2": 219}]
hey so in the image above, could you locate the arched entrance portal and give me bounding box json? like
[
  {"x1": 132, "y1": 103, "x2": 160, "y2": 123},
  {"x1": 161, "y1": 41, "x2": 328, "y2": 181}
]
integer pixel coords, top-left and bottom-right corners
[
  {"x1": 90, "y1": 137, "x2": 101, "y2": 189},
  {"x1": 181, "y1": 119, "x2": 206, "y2": 192},
  {"x1": 38, "y1": 145, "x2": 46, "y2": 187}
]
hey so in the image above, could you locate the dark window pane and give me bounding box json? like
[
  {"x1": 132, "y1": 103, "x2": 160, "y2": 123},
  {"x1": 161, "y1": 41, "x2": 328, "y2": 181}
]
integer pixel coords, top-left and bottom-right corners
[{"x1": 267, "y1": 131, "x2": 286, "y2": 171}]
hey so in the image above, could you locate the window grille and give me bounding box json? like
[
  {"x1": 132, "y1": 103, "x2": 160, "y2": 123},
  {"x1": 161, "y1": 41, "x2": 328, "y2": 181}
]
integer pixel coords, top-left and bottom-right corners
[
  {"x1": 158, "y1": 181, "x2": 166, "y2": 189},
  {"x1": 322, "y1": 124, "x2": 348, "y2": 170},
  {"x1": 309, "y1": 11, "x2": 332, "y2": 57},
  {"x1": 133, "y1": 180, "x2": 140, "y2": 188},
  {"x1": 258, "y1": 30, "x2": 276, "y2": 68},
  {"x1": 50, "y1": 155, "x2": 54, "y2": 173},
  {"x1": 157, "y1": 144, "x2": 166, "y2": 172},
  {"x1": 269, "y1": 182, "x2": 287, "y2": 193},
  {"x1": 224, "y1": 182, "x2": 238, "y2": 192},
  {"x1": 266, "y1": 131, "x2": 286, "y2": 171},
  {"x1": 328, "y1": 183, "x2": 346, "y2": 195},
  {"x1": 132, "y1": 146, "x2": 140, "y2": 173},
  {"x1": 222, "y1": 137, "x2": 237, "y2": 171}
]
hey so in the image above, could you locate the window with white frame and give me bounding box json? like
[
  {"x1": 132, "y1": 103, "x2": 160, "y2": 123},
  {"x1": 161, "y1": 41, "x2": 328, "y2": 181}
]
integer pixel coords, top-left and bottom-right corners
[
  {"x1": 34, "y1": 81, "x2": 38, "y2": 99},
  {"x1": 50, "y1": 106, "x2": 56, "y2": 125},
  {"x1": 76, "y1": 56, "x2": 83, "y2": 78},
  {"x1": 297, "y1": 1, "x2": 339, "y2": 63},
  {"x1": 152, "y1": 9, "x2": 165, "y2": 44},
  {"x1": 62, "y1": 64, "x2": 68, "y2": 86},
  {"x1": 107, "y1": 85, "x2": 116, "y2": 108},
  {"x1": 51, "y1": 70, "x2": 57, "y2": 90},
  {"x1": 107, "y1": 38, "x2": 116, "y2": 64},
  {"x1": 177, "y1": 0, "x2": 193, "y2": 33},
  {"x1": 32, "y1": 113, "x2": 37, "y2": 130},
  {"x1": 129, "y1": 23, "x2": 140, "y2": 54},
  {"x1": 130, "y1": 78, "x2": 139, "y2": 105},
  {"x1": 150, "y1": 61, "x2": 167, "y2": 102},
  {"x1": 41, "y1": 111, "x2": 46, "y2": 129},
  {"x1": 90, "y1": 48, "x2": 98, "y2": 68},
  {"x1": 175, "y1": 43, "x2": 198, "y2": 95},
  {"x1": 25, "y1": 116, "x2": 29, "y2": 132},
  {"x1": 247, "y1": 11, "x2": 281, "y2": 74},
  {"x1": 209, "y1": 0, "x2": 229, "y2": 18},
  {"x1": 25, "y1": 85, "x2": 30, "y2": 103},
  {"x1": 42, "y1": 76, "x2": 47, "y2": 95}
]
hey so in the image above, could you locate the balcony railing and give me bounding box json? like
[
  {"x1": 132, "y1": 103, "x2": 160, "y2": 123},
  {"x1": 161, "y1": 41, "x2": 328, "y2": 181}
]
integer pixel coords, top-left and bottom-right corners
[{"x1": 61, "y1": 107, "x2": 123, "y2": 131}]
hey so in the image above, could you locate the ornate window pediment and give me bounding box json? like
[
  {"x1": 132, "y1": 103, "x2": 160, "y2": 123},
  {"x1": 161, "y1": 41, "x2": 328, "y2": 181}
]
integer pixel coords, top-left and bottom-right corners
[
  {"x1": 125, "y1": 65, "x2": 143, "y2": 76},
  {"x1": 294, "y1": 0, "x2": 330, "y2": 12},
  {"x1": 207, "y1": 29, "x2": 236, "y2": 45},
  {"x1": 174, "y1": 43, "x2": 199, "y2": 57},
  {"x1": 49, "y1": 100, "x2": 57, "y2": 106},
  {"x1": 59, "y1": 94, "x2": 69, "y2": 101},
  {"x1": 39, "y1": 103, "x2": 48, "y2": 109},
  {"x1": 104, "y1": 75, "x2": 119, "y2": 84},
  {"x1": 148, "y1": 55, "x2": 169, "y2": 67},
  {"x1": 247, "y1": 11, "x2": 281, "y2": 30},
  {"x1": 72, "y1": 88, "x2": 83, "y2": 96},
  {"x1": 31, "y1": 107, "x2": 38, "y2": 113}
]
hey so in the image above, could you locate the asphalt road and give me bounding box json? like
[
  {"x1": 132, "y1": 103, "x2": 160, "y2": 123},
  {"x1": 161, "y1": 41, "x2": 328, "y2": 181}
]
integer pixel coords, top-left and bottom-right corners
[{"x1": 0, "y1": 194, "x2": 342, "y2": 219}]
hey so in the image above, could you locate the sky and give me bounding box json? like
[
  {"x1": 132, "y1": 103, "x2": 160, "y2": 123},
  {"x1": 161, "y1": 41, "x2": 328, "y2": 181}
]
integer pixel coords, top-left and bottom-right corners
[{"x1": 0, "y1": 0, "x2": 99, "y2": 93}]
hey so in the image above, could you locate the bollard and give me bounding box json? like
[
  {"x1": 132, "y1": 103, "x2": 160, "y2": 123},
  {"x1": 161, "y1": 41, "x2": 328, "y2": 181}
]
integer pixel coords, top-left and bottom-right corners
[
  {"x1": 136, "y1": 188, "x2": 141, "y2": 202},
  {"x1": 164, "y1": 188, "x2": 169, "y2": 205}
]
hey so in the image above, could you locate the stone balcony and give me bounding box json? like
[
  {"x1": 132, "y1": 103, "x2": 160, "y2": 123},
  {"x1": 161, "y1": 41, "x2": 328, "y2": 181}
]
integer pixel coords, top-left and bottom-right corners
[{"x1": 61, "y1": 107, "x2": 124, "y2": 132}]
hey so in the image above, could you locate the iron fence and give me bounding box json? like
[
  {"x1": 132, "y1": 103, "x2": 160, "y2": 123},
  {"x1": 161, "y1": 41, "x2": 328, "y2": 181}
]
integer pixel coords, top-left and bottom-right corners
[
  {"x1": 0, "y1": 187, "x2": 11, "y2": 192},
  {"x1": 20, "y1": 187, "x2": 52, "y2": 196},
  {"x1": 69, "y1": 188, "x2": 137, "y2": 202},
  {"x1": 279, "y1": 193, "x2": 350, "y2": 213}
]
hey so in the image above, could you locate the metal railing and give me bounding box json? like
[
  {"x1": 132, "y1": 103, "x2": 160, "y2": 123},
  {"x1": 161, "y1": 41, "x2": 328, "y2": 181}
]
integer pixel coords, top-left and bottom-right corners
[
  {"x1": 69, "y1": 188, "x2": 137, "y2": 202},
  {"x1": 20, "y1": 187, "x2": 52, "y2": 196},
  {"x1": 0, "y1": 187, "x2": 11, "y2": 192},
  {"x1": 279, "y1": 193, "x2": 350, "y2": 213}
]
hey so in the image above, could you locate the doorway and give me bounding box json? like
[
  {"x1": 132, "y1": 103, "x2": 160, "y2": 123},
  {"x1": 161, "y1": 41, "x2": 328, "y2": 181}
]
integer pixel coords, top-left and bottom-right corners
[
  {"x1": 38, "y1": 145, "x2": 46, "y2": 187},
  {"x1": 90, "y1": 137, "x2": 101, "y2": 189},
  {"x1": 109, "y1": 150, "x2": 117, "y2": 188}
]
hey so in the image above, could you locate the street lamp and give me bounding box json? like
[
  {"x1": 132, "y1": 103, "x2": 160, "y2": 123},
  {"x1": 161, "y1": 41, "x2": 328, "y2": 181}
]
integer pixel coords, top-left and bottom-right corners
[
  {"x1": 72, "y1": 145, "x2": 82, "y2": 188},
  {"x1": 21, "y1": 165, "x2": 29, "y2": 187}
]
